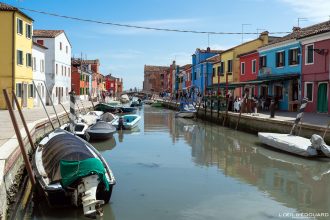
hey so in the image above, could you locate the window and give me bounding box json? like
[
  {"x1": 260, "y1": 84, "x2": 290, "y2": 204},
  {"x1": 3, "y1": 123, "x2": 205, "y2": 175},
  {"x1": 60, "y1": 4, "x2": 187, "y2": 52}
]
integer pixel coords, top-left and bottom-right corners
[
  {"x1": 40, "y1": 59, "x2": 44, "y2": 72},
  {"x1": 217, "y1": 66, "x2": 221, "y2": 76},
  {"x1": 68, "y1": 68, "x2": 71, "y2": 77},
  {"x1": 37, "y1": 40, "x2": 44, "y2": 45},
  {"x1": 193, "y1": 72, "x2": 196, "y2": 80},
  {"x1": 26, "y1": 24, "x2": 32, "y2": 38},
  {"x1": 227, "y1": 60, "x2": 233, "y2": 74},
  {"x1": 289, "y1": 48, "x2": 299, "y2": 65},
  {"x1": 32, "y1": 57, "x2": 36, "y2": 71},
  {"x1": 26, "y1": 53, "x2": 32, "y2": 67},
  {"x1": 60, "y1": 42, "x2": 62, "y2": 50},
  {"x1": 306, "y1": 44, "x2": 314, "y2": 64},
  {"x1": 252, "y1": 59, "x2": 256, "y2": 74},
  {"x1": 17, "y1": 18, "x2": 23, "y2": 35},
  {"x1": 212, "y1": 68, "x2": 215, "y2": 77},
  {"x1": 16, "y1": 83, "x2": 22, "y2": 97},
  {"x1": 220, "y1": 61, "x2": 224, "y2": 75},
  {"x1": 28, "y1": 84, "x2": 34, "y2": 98},
  {"x1": 56, "y1": 64, "x2": 58, "y2": 74},
  {"x1": 17, "y1": 50, "x2": 23, "y2": 65},
  {"x1": 66, "y1": 46, "x2": 68, "y2": 54},
  {"x1": 304, "y1": 82, "x2": 313, "y2": 101},
  {"x1": 274, "y1": 85, "x2": 283, "y2": 100},
  {"x1": 56, "y1": 87, "x2": 58, "y2": 97},
  {"x1": 259, "y1": 56, "x2": 267, "y2": 68},
  {"x1": 64, "y1": 66, "x2": 66, "y2": 76},
  {"x1": 241, "y1": 62, "x2": 245, "y2": 75},
  {"x1": 80, "y1": 88, "x2": 83, "y2": 95},
  {"x1": 276, "y1": 51, "x2": 285, "y2": 67},
  {"x1": 61, "y1": 65, "x2": 63, "y2": 76}
]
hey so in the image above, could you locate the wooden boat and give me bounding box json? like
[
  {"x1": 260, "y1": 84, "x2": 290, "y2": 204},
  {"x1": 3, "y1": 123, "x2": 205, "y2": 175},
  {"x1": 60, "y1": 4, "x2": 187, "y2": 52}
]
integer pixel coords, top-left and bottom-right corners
[
  {"x1": 86, "y1": 121, "x2": 116, "y2": 141},
  {"x1": 175, "y1": 103, "x2": 196, "y2": 118},
  {"x1": 112, "y1": 114, "x2": 141, "y2": 130},
  {"x1": 120, "y1": 106, "x2": 137, "y2": 113},
  {"x1": 32, "y1": 129, "x2": 116, "y2": 218},
  {"x1": 151, "y1": 101, "x2": 162, "y2": 107},
  {"x1": 95, "y1": 103, "x2": 121, "y2": 114}
]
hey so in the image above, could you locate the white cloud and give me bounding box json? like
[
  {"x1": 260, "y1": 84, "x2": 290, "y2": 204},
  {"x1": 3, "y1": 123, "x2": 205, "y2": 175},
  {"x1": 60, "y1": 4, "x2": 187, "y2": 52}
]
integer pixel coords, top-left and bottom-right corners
[{"x1": 280, "y1": 0, "x2": 330, "y2": 22}]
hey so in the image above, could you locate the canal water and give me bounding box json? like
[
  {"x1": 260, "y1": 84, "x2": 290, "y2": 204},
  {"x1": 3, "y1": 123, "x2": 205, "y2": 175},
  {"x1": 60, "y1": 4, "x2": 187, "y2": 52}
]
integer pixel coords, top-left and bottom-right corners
[{"x1": 27, "y1": 106, "x2": 330, "y2": 220}]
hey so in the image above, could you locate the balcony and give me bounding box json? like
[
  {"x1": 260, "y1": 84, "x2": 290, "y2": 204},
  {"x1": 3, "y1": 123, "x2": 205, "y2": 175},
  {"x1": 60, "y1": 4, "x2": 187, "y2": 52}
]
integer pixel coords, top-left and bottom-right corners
[{"x1": 259, "y1": 67, "x2": 271, "y2": 76}]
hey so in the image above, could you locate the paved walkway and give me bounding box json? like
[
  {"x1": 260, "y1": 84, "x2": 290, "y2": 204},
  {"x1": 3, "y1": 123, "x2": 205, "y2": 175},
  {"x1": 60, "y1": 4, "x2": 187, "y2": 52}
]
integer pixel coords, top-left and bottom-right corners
[
  {"x1": 248, "y1": 111, "x2": 330, "y2": 127},
  {"x1": 0, "y1": 100, "x2": 96, "y2": 147}
]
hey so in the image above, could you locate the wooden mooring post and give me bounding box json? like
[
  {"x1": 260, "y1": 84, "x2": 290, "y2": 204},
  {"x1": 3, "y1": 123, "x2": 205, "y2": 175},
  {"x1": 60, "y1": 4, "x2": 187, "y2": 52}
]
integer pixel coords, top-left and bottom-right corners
[{"x1": 3, "y1": 89, "x2": 36, "y2": 186}]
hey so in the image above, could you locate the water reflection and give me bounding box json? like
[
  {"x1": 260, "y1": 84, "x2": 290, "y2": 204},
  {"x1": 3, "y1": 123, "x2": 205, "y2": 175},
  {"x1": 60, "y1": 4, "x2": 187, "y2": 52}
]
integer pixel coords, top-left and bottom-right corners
[
  {"x1": 164, "y1": 113, "x2": 330, "y2": 216},
  {"x1": 28, "y1": 107, "x2": 330, "y2": 220}
]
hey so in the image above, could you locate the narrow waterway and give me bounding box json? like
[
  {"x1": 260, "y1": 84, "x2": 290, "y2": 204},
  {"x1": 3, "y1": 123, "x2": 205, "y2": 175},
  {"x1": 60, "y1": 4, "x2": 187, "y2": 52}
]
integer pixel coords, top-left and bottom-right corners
[{"x1": 28, "y1": 106, "x2": 330, "y2": 220}]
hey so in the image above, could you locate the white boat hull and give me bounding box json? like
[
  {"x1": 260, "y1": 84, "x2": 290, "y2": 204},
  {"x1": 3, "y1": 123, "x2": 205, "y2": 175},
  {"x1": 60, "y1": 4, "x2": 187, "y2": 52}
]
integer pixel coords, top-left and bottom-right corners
[
  {"x1": 175, "y1": 112, "x2": 196, "y2": 118},
  {"x1": 258, "y1": 132, "x2": 318, "y2": 157}
]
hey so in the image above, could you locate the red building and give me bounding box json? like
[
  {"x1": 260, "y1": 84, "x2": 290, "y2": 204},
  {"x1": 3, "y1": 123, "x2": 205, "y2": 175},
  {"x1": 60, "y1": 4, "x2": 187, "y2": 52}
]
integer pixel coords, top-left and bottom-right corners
[
  {"x1": 238, "y1": 50, "x2": 259, "y2": 97},
  {"x1": 300, "y1": 21, "x2": 330, "y2": 113},
  {"x1": 105, "y1": 74, "x2": 123, "y2": 96}
]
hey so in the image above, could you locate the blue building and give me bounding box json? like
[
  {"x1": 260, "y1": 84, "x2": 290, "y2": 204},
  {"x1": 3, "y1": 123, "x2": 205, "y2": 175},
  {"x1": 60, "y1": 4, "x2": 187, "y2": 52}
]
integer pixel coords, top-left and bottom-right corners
[
  {"x1": 257, "y1": 29, "x2": 302, "y2": 111},
  {"x1": 191, "y1": 48, "x2": 222, "y2": 95}
]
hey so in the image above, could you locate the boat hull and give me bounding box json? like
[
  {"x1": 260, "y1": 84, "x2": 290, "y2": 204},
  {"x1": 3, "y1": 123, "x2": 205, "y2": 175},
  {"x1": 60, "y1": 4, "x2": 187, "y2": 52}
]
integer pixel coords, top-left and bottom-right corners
[
  {"x1": 258, "y1": 132, "x2": 318, "y2": 157},
  {"x1": 175, "y1": 112, "x2": 196, "y2": 118}
]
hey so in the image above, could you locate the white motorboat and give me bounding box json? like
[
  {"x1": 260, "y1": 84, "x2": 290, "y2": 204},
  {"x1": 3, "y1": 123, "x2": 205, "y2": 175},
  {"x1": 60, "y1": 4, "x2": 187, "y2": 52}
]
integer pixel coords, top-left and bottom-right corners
[
  {"x1": 60, "y1": 121, "x2": 89, "y2": 138},
  {"x1": 112, "y1": 114, "x2": 141, "y2": 130},
  {"x1": 120, "y1": 94, "x2": 130, "y2": 103},
  {"x1": 175, "y1": 103, "x2": 197, "y2": 118},
  {"x1": 32, "y1": 129, "x2": 116, "y2": 218}
]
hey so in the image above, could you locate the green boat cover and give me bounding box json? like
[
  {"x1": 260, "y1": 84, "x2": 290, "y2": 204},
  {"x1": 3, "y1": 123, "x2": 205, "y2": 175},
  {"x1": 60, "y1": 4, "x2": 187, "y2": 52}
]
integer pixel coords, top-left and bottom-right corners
[{"x1": 60, "y1": 158, "x2": 109, "y2": 190}]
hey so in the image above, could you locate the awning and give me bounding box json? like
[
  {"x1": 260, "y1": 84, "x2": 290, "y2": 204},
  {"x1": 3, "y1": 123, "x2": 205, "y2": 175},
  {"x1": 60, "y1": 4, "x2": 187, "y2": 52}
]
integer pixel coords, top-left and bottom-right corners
[{"x1": 208, "y1": 74, "x2": 300, "y2": 89}]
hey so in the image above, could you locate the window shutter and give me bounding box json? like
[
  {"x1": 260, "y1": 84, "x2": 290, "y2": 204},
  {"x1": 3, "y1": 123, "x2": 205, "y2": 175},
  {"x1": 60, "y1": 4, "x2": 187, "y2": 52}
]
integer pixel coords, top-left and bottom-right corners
[
  {"x1": 283, "y1": 51, "x2": 285, "y2": 66},
  {"x1": 289, "y1": 50, "x2": 292, "y2": 64},
  {"x1": 297, "y1": 48, "x2": 301, "y2": 64},
  {"x1": 259, "y1": 57, "x2": 262, "y2": 68}
]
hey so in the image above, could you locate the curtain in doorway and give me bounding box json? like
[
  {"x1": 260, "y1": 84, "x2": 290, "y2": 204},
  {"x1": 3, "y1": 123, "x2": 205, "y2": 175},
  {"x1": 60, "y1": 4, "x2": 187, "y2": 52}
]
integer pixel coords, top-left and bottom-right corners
[{"x1": 317, "y1": 83, "x2": 328, "y2": 113}]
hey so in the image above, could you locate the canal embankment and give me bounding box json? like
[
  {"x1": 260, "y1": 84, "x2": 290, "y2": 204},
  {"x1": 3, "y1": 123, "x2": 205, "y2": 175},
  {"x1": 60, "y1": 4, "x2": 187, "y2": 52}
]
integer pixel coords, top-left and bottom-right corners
[
  {"x1": 160, "y1": 99, "x2": 330, "y2": 144},
  {"x1": 0, "y1": 101, "x2": 95, "y2": 219}
]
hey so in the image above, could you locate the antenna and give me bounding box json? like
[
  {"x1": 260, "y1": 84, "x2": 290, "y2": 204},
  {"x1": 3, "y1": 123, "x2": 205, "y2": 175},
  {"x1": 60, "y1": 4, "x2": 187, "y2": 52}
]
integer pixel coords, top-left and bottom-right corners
[
  {"x1": 242, "y1": 24, "x2": 252, "y2": 43},
  {"x1": 207, "y1": 33, "x2": 210, "y2": 47},
  {"x1": 297, "y1": 18, "x2": 308, "y2": 27}
]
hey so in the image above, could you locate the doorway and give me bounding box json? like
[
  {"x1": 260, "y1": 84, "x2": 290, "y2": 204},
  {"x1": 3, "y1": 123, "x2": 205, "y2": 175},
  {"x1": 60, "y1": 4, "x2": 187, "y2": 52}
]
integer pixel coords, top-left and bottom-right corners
[
  {"x1": 22, "y1": 83, "x2": 28, "y2": 107},
  {"x1": 317, "y1": 83, "x2": 328, "y2": 113}
]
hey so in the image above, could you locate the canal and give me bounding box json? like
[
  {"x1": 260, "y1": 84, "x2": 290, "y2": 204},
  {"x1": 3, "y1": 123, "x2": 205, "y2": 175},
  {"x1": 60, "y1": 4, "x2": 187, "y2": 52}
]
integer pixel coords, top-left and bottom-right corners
[{"x1": 27, "y1": 105, "x2": 330, "y2": 219}]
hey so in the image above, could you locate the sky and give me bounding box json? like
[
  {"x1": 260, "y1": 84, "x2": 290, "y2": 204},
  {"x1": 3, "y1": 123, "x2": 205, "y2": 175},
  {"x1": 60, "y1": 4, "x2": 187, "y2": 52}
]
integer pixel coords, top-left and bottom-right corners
[{"x1": 4, "y1": 0, "x2": 330, "y2": 90}]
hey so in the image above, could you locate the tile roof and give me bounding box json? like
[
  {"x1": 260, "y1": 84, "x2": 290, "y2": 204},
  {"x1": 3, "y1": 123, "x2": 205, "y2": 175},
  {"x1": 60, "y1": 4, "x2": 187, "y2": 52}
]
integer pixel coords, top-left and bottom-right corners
[
  {"x1": 144, "y1": 65, "x2": 169, "y2": 72},
  {"x1": 262, "y1": 20, "x2": 330, "y2": 47},
  {"x1": 237, "y1": 50, "x2": 258, "y2": 58},
  {"x1": 196, "y1": 47, "x2": 223, "y2": 54},
  {"x1": 205, "y1": 54, "x2": 221, "y2": 63},
  {"x1": 33, "y1": 30, "x2": 64, "y2": 38},
  {"x1": 0, "y1": 2, "x2": 34, "y2": 21}
]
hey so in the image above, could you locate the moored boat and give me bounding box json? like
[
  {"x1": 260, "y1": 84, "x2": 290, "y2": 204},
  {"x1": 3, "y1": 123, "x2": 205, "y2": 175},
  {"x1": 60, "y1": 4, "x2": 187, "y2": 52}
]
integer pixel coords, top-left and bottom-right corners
[
  {"x1": 32, "y1": 129, "x2": 116, "y2": 218},
  {"x1": 120, "y1": 106, "x2": 137, "y2": 113},
  {"x1": 151, "y1": 101, "x2": 162, "y2": 107},
  {"x1": 86, "y1": 121, "x2": 116, "y2": 141},
  {"x1": 112, "y1": 114, "x2": 141, "y2": 130},
  {"x1": 60, "y1": 121, "x2": 88, "y2": 138},
  {"x1": 175, "y1": 103, "x2": 197, "y2": 118},
  {"x1": 95, "y1": 103, "x2": 121, "y2": 113}
]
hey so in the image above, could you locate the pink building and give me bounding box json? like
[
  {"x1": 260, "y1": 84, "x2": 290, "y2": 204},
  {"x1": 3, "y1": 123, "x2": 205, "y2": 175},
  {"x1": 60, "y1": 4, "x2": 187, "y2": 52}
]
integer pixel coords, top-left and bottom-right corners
[{"x1": 300, "y1": 21, "x2": 330, "y2": 113}]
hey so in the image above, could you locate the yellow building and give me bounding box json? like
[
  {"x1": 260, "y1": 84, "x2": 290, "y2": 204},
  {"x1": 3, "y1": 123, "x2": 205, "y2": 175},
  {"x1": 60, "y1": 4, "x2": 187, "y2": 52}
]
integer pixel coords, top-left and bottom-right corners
[
  {"x1": 0, "y1": 3, "x2": 34, "y2": 109},
  {"x1": 212, "y1": 32, "x2": 272, "y2": 96}
]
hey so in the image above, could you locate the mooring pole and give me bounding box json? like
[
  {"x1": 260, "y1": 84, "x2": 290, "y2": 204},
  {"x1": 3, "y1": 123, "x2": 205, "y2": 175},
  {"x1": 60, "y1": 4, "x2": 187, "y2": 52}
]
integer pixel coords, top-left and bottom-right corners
[
  {"x1": 32, "y1": 82, "x2": 54, "y2": 130},
  {"x1": 42, "y1": 82, "x2": 61, "y2": 126},
  {"x1": 12, "y1": 90, "x2": 36, "y2": 151},
  {"x1": 69, "y1": 91, "x2": 76, "y2": 132},
  {"x1": 3, "y1": 89, "x2": 36, "y2": 186}
]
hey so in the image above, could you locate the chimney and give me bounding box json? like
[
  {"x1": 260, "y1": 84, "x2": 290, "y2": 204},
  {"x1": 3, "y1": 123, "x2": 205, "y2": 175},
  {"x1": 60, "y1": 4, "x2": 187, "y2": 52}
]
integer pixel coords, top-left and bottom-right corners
[
  {"x1": 259, "y1": 31, "x2": 269, "y2": 43},
  {"x1": 207, "y1": 47, "x2": 210, "y2": 52},
  {"x1": 292, "y1": 27, "x2": 301, "y2": 32}
]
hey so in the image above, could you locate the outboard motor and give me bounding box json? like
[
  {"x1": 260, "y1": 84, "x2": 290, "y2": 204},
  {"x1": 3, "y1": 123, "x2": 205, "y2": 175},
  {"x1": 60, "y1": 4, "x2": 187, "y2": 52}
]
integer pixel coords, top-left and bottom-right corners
[
  {"x1": 310, "y1": 134, "x2": 330, "y2": 157},
  {"x1": 118, "y1": 117, "x2": 125, "y2": 130}
]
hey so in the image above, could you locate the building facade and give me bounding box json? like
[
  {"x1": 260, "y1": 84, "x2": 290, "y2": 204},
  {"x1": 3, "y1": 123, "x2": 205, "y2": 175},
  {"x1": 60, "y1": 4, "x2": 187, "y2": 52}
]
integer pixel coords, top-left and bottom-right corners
[
  {"x1": 32, "y1": 42, "x2": 47, "y2": 107},
  {"x1": 238, "y1": 51, "x2": 259, "y2": 97},
  {"x1": 143, "y1": 65, "x2": 169, "y2": 93},
  {"x1": 299, "y1": 21, "x2": 330, "y2": 113},
  {"x1": 0, "y1": 3, "x2": 34, "y2": 109},
  {"x1": 33, "y1": 30, "x2": 71, "y2": 105},
  {"x1": 191, "y1": 48, "x2": 222, "y2": 95}
]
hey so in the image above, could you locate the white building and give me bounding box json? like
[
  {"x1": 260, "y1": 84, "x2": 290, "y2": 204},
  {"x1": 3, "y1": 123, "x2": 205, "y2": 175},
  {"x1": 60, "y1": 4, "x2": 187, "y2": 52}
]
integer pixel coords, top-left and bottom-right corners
[
  {"x1": 33, "y1": 30, "x2": 71, "y2": 105},
  {"x1": 32, "y1": 42, "x2": 47, "y2": 107}
]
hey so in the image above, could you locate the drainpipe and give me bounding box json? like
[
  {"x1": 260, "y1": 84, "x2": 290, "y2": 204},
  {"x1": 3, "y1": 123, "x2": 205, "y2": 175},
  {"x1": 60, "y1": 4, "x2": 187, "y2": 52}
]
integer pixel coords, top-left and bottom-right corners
[{"x1": 12, "y1": 12, "x2": 16, "y2": 109}]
